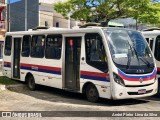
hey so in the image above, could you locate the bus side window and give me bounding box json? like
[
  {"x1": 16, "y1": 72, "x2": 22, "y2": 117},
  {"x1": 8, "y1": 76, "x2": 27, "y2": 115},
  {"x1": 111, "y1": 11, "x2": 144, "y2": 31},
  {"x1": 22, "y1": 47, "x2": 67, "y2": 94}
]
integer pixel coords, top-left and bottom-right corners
[
  {"x1": 45, "y1": 35, "x2": 62, "y2": 59},
  {"x1": 4, "y1": 36, "x2": 12, "y2": 56},
  {"x1": 146, "y1": 38, "x2": 149, "y2": 43},
  {"x1": 149, "y1": 39, "x2": 153, "y2": 51},
  {"x1": 31, "y1": 35, "x2": 45, "y2": 58},
  {"x1": 85, "y1": 33, "x2": 108, "y2": 72},
  {"x1": 22, "y1": 35, "x2": 31, "y2": 57},
  {"x1": 146, "y1": 38, "x2": 153, "y2": 51},
  {"x1": 154, "y1": 36, "x2": 160, "y2": 61}
]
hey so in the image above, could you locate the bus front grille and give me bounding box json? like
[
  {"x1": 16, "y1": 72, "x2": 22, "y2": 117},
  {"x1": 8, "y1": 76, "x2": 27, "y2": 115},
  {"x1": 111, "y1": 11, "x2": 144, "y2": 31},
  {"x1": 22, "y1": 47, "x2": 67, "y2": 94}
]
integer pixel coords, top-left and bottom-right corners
[{"x1": 127, "y1": 89, "x2": 153, "y2": 95}]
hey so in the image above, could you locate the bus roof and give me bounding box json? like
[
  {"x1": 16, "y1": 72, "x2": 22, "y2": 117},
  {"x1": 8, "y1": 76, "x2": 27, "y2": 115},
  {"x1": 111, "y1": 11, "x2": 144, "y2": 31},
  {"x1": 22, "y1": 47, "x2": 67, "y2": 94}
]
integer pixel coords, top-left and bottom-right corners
[
  {"x1": 142, "y1": 30, "x2": 160, "y2": 38},
  {"x1": 5, "y1": 27, "x2": 137, "y2": 36}
]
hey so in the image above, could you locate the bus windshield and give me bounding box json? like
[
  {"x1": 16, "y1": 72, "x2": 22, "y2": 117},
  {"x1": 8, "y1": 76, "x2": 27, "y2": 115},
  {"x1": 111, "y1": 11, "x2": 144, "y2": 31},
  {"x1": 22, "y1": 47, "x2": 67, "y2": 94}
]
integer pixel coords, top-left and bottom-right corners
[{"x1": 104, "y1": 29, "x2": 154, "y2": 73}]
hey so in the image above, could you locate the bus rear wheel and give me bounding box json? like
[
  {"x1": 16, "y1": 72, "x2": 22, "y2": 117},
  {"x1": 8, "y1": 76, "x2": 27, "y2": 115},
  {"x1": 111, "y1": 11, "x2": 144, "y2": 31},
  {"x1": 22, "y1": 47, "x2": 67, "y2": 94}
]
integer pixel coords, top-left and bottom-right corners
[
  {"x1": 27, "y1": 75, "x2": 36, "y2": 90},
  {"x1": 86, "y1": 84, "x2": 99, "y2": 102}
]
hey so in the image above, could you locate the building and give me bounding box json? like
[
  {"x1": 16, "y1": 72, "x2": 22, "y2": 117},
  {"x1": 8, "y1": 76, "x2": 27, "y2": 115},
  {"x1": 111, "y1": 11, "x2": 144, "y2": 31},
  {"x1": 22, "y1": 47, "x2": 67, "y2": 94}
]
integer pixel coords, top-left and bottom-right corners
[
  {"x1": 8, "y1": 0, "x2": 77, "y2": 31},
  {"x1": 0, "y1": 0, "x2": 6, "y2": 59},
  {"x1": 9, "y1": 0, "x2": 39, "y2": 31},
  {"x1": 39, "y1": 0, "x2": 68, "y2": 4},
  {"x1": 39, "y1": 2, "x2": 78, "y2": 28},
  {"x1": 111, "y1": 18, "x2": 152, "y2": 30}
]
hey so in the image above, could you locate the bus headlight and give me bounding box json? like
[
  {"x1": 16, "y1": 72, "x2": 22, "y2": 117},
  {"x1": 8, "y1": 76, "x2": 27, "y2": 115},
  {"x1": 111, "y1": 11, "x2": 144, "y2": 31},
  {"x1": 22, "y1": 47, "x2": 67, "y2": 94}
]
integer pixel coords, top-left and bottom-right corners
[
  {"x1": 154, "y1": 75, "x2": 157, "y2": 83},
  {"x1": 113, "y1": 72, "x2": 125, "y2": 86}
]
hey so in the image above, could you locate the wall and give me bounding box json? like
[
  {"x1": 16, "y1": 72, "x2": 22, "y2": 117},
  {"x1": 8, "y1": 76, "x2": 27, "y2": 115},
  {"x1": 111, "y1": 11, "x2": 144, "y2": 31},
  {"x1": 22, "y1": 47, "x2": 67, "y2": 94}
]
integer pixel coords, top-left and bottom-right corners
[{"x1": 9, "y1": 0, "x2": 39, "y2": 31}]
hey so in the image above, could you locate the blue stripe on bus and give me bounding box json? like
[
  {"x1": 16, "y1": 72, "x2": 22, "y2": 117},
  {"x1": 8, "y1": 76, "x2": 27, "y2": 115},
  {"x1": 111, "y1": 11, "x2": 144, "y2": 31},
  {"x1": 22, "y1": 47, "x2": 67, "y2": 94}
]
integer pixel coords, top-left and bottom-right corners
[
  {"x1": 20, "y1": 66, "x2": 61, "y2": 75},
  {"x1": 118, "y1": 68, "x2": 156, "y2": 79}
]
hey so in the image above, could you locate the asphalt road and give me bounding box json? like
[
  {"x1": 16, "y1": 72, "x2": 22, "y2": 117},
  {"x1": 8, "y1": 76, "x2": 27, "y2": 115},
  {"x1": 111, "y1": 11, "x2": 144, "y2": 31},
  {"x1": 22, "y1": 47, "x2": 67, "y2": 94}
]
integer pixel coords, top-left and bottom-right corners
[{"x1": 0, "y1": 84, "x2": 160, "y2": 120}]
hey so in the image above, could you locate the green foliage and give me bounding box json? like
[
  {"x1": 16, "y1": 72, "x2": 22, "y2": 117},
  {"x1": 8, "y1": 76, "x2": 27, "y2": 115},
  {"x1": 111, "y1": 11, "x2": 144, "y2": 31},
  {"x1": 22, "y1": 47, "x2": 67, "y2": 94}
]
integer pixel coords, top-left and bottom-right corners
[
  {"x1": 54, "y1": 0, "x2": 160, "y2": 26},
  {"x1": 0, "y1": 76, "x2": 18, "y2": 85}
]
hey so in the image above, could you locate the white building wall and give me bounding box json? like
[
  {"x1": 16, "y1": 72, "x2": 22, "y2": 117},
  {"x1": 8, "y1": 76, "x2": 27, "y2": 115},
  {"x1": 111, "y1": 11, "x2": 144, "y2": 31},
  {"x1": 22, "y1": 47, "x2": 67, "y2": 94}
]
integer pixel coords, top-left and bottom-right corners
[
  {"x1": 39, "y1": 11, "x2": 53, "y2": 27},
  {"x1": 39, "y1": 0, "x2": 68, "y2": 4}
]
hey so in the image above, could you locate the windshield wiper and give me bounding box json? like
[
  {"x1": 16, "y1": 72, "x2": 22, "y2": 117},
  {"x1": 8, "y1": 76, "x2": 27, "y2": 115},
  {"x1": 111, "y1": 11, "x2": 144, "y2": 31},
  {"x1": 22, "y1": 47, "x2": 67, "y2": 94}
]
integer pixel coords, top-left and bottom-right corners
[
  {"x1": 139, "y1": 57, "x2": 151, "y2": 68},
  {"x1": 132, "y1": 47, "x2": 139, "y2": 62},
  {"x1": 132, "y1": 47, "x2": 150, "y2": 68},
  {"x1": 126, "y1": 41, "x2": 135, "y2": 69},
  {"x1": 126, "y1": 50, "x2": 131, "y2": 69}
]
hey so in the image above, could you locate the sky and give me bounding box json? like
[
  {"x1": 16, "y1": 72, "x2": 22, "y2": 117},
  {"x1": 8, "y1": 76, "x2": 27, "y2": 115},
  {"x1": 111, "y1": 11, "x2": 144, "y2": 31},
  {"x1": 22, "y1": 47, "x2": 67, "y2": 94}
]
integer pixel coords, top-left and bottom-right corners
[
  {"x1": 6, "y1": 0, "x2": 160, "y2": 4},
  {"x1": 6, "y1": 0, "x2": 68, "y2": 4},
  {"x1": 7, "y1": 0, "x2": 21, "y2": 3}
]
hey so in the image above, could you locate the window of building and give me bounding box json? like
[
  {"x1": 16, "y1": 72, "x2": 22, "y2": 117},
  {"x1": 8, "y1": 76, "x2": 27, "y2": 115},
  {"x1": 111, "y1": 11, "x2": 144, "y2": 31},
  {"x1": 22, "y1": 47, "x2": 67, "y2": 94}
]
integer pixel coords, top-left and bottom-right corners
[
  {"x1": 85, "y1": 33, "x2": 108, "y2": 72},
  {"x1": 31, "y1": 35, "x2": 45, "y2": 58},
  {"x1": 45, "y1": 35, "x2": 62, "y2": 59},
  {"x1": 56, "y1": 22, "x2": 59, "y2": 27},
  {"x1": 154, "y1": 36, "x2": 160, "y2": 61},
  {"x1": 4, "y1": 36, "x2": 12, "y2": 56},
  {"x1": 22, "y1": 35, "x2": 31, "y2": 57}
]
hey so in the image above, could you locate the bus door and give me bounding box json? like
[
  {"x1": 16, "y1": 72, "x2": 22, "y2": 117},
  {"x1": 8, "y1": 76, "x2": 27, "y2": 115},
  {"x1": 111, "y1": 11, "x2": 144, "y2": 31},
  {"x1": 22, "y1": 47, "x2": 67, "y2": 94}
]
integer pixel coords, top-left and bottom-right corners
[
  {"x1": 64, "y1": 37, "x2": 81, "y2": 90},
  {"x1": 12, "y1": 37, "x2": 21, "y2": 79}
]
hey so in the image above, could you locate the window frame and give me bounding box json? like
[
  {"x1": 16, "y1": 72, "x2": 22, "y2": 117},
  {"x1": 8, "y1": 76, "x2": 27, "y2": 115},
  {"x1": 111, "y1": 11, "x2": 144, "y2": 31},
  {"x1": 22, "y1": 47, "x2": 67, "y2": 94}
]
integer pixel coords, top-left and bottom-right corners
[
  {"x1": 30, "y1": 35, "x2": 45, "y2": 58},
  {"x1": 154, "y1": 35, "x2": 160, "y2": 61},
  {"x1": 4, "y1": 36, "x2": 12, "y2": 56},
  {"x1": 21, "y1": 35, "x2": 31, "y2": 57},
  {"x1": 45, "y1": 34, "x2": 62, "y2": 60},
  {"x1": 85, "y1": 33, "x2": 108, "y2": 72}
]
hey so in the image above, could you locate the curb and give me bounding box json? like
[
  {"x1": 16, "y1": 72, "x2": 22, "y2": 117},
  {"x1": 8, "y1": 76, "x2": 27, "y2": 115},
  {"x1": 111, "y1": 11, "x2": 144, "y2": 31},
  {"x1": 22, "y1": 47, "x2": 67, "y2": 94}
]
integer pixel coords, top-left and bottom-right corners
[{"x1": 0, "y1": 84, "x2": 27, "y2": 91}]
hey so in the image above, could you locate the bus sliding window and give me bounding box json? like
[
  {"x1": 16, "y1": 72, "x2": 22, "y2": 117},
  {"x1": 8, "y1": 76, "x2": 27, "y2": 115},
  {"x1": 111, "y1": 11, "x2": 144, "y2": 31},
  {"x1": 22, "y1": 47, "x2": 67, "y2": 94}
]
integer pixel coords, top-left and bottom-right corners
[
  {"x1": 31, "y1": 35, "x2": 45, "y2": 58},
  {"x1": 45, "y1": 35, "x2": 62, "y2": 59},
  {"x1": 22, "y1": 35, "x2": 31, "y2": 57},
  {"x1": 85, "y1": 33, "x2": 108, "y2": 72},
  {"x1": 4, "y1": 36, "x2": 12, "y2": 56}
]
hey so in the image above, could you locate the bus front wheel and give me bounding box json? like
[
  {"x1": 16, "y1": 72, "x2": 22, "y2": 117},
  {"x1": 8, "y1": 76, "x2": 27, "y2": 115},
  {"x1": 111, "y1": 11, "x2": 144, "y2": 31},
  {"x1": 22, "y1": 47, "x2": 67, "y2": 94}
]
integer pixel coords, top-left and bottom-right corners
[
  {"x1": 27, "y1": 75, "x2": 36, "y2": 90},
  {"x1": 86, "y1": 84, "x2": 99, "y2": 102}
]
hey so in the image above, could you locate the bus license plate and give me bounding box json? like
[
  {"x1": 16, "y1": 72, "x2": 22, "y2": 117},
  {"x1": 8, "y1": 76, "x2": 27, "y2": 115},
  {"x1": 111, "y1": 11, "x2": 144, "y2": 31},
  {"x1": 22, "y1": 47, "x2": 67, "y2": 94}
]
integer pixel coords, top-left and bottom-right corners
[{"x1": 138, "y1": 89, "x2": 146, "y2": 94}]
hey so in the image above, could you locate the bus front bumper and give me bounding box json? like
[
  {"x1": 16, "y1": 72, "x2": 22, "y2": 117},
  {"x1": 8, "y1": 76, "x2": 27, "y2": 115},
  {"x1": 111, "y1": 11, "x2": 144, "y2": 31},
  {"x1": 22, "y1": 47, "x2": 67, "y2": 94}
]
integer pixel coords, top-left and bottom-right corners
[{"x1": 112, "y1": 80, "x2": 158, "y2": 100}]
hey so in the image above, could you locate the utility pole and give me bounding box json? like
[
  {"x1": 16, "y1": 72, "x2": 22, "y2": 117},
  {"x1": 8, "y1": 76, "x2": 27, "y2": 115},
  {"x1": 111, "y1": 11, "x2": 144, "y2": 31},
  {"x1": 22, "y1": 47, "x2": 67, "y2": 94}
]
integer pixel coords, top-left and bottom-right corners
[{"x1": 25, "y1": 0, "x2": 27, "y2": 31}]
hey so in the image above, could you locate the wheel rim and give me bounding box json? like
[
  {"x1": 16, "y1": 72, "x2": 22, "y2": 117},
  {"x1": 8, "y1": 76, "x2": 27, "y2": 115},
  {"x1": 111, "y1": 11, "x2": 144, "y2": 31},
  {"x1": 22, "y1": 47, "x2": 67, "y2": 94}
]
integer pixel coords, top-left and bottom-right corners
[{"x1": 88, "y1": 87, "x2": 97, "y2": 98}]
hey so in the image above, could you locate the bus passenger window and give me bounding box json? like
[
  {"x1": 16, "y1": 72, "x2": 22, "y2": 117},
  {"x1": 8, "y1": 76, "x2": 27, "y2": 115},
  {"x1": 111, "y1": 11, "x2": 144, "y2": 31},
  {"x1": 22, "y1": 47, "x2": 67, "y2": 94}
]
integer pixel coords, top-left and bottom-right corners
[
  {"x1": 149, "y1": 39, "x2": 153, "y2": 51},
  {"x1": 45, "y1": 35, "x2": 62, "y2": 59},
  {"x1": 22, "y1": 35, "x2": 31, "y2": 57},
  {"x1": 85, "y1": 33, "x2": 108, "y2": 72},
  {"x1": 31, "y1": 35, "x2": 45, "y2": 58},
  {"x1": 4, "y1": 36, "x2": 12, "y2": 56},
  {"x1": 154, "y1": 36, "x2": 160, "y2": 61},
  {"x1": 146, "y1": 38, "x2": 149, "y2": 43}
]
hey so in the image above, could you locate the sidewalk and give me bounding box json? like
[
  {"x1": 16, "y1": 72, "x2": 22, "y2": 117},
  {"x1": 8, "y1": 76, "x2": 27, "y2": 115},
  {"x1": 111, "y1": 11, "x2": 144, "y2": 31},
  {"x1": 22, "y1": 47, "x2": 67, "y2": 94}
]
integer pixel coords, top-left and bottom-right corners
[
  {"x1": 0, "y1": 84, "x2": 26, "y2": 91},
  {"x1": 0, "y1": 71, "x2": 3, "y2": 76}
]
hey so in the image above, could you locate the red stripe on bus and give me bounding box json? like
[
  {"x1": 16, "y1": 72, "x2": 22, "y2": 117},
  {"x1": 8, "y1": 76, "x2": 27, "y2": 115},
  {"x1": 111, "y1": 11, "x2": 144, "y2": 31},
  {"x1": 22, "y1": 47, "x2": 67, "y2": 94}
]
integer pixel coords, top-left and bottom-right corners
[
  {"x1": 20, "y1": 63, "x2": 61, "y2": 72},
  {"x1": 81, "y1": 71, "x2": 109, "y2": 78},
  {"x1": 119, "y1": 73, "x2": 156, "y2": 81}
]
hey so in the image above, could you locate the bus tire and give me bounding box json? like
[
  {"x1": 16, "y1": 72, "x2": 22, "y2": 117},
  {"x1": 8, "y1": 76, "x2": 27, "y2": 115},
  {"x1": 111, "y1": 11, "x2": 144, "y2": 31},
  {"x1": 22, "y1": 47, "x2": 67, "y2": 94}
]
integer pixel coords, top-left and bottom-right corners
[
  {"x1": 27, "y1": 75, "x2": 36, "y2": 91},
  {"x1": 86, "y1": 84, "x2": 99, "y2": 102}
]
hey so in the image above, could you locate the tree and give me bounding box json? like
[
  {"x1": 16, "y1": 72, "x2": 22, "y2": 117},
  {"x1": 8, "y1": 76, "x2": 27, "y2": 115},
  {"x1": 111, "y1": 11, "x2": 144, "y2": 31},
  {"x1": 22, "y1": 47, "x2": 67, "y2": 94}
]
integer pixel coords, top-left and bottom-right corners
[{"x1": 54, "y1": 0, "x2": 160, "y2": 26}]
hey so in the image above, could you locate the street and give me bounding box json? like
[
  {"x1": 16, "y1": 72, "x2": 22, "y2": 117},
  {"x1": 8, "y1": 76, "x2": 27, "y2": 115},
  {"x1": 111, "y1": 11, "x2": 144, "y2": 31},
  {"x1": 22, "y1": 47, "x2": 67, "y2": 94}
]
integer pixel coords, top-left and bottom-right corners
[{"x1": 0, "y1": 84, "x2": 160, "y2": 120}]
